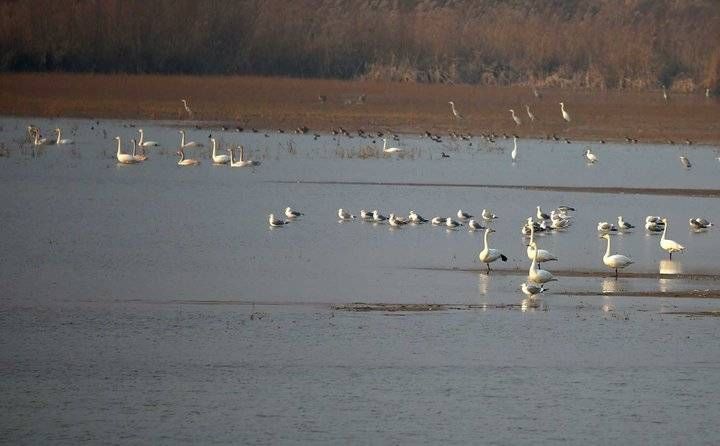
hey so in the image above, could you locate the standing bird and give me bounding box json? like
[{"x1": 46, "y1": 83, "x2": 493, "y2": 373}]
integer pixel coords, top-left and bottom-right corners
[
  {"x1": 584, "y1": 148, "x2": 598, "y2": 163},
  {"x1": 601, "y1": 234, "x2": 633, "y2": 278},
  {"x1": 679, "y1": 156, "x2": 691, "y2": 169},
  {"x1": 509, "y1": 109, "x2": 522, "y2": 126},
  {"x1": 478, "y1": 228, "x2": 507, "y2": 273},
  {"x1": 511, "y1": 136, "x2": 518, "y2": 162},
  {"x1": 181, "y1": 98, "x2": 194, "y2": 119},
  {"x1": 660, "y1": 218, "x2": 685, "y2": 259},
  {"x1": 559, "y1": 102, "x2": 571, "y2": 122},
  {"x1": 448, "y1": 101, "x2": 463, "y2": 120},
  {"x1": 662, "y1": 85, "x2": 669, "y2": 103},
  {"x1": 285, "y1": 207, "x2": 303, "y2": 218},
  {"x1": 525, "y1": 105, "x2": 536, "y2": 122},
  {"x1": 526, "y1": 219, "x2": 558, "y2": 264},
  {"x1": 528, "y1": 242, "x2": 557, "y2": 284}
]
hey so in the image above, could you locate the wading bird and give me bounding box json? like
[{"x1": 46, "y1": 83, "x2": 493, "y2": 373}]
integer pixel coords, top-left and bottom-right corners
[{"x1": 601, "y1": 234, "x2": 633, "y2": 278}]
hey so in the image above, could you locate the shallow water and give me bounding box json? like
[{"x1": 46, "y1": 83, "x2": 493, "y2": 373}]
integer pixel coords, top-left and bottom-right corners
[{"x1": 1, "y1": 117, "x2": 719, "y2": 444}]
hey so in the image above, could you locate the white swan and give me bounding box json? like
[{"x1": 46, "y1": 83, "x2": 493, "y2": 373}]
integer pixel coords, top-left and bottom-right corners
[
  {"x1": 511, "y1": 136, "x2": 518, "y2": 161},
  {"x1": 179, "y1": 130, "x2": 203, "y2": 148},
  {"x1": 115, "y1": 136, "x2": 138, "y2": 164},
  {"x1": 210, "y1": 138, "x2": 230, "y2": 164},
  {"x1": 54, "y1": 128, "x2": 74, "y2": 145},
  {"x1": 138, "y1": 129, "x2": 159, "y2": 147},
  {"x1": 526, "y1": 219, "x2": 558, "y2": 264},
  {"x1": 228, "y1": 146, "x2": 259, "y2": 167},
  {"x1": 176, "y1": 147, "x2": 200, "y2": 166},
  {"x1": 338, "y1": 209, "x2": 356, "y2": 220},
  {"x1": 32, "y1": 129, "x2": 49, "y2": 146},
  {"x1": 509, "y1": 109, "x2": 521, "y2": 126},
  {"x1": 285, "y1": 207, "x2": 303, "y2": 218},
  {"x1": 448, "y1": 101, "x2": 463, "y2": 119},
  {"x1": 131, "y1": 139, "x2": 148, "y2": 162},
  {"x1": 660, "y1": 218, "x2": 685, "y2": 259},
  {"x1": 584, "y1": 148, "x2": 598, "y2": 163},
  {"x1": 382, "y1": 138, "x2": 403, "y2": 153},
  {"x1": 528, "y1": 242, "x2": 557, "y2": 284},
  {"x1": 478, "y1": 228, "x2": 507, "y2": 273},
  {"x1": 601, "y1": 234, "x2": 633, "y2": 278},
  {"x1": 268, "y1": 214, "x2": 286, "y2": 227},
  {"x1": 560, "y1": 102, "x2": 571, "y2": 122}
]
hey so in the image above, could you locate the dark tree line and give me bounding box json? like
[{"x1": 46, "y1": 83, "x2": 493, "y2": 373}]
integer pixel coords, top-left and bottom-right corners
[{"x1": 1, "y1": 0, "x2": 719, "y2": 91}]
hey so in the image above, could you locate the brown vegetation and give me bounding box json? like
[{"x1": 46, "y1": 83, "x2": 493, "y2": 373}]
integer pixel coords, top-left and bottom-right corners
[
  {"x1": 1, "y1": 0, "x2": 719, "y2": 91},
  {"x1": 3, "y1": 73, "x2": 720, "y2": 143}
]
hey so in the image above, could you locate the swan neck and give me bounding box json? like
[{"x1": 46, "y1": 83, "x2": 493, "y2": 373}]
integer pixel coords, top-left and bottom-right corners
[
  {"x1": 661, "y1": 222, "x2": 667, "y2": 240},
  {"x1": 212, "y1": 139, "x2": 216, "y2": 157},
  {"x1": 56, "y1": 129, "x2": 61, "y2": 144},
  {"x1": 116, "y1": 138, "x2": 121, "y2": 155},
  {"x1": 483, "y1": 230, "x2": 490, "y2": 250},
  {"x1": 132, "y1": 140, "x2": 137, "y2": 156},
  {"x1": 604, "y1": 236, "x2": 611, "y2": 258}
]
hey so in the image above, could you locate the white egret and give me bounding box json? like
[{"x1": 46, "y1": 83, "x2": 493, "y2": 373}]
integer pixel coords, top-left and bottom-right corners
[
  {"x1": 560, "y1": 102, "x2": 571, "y2": 122},
  {"x1": 510, "y1": 109, "x2": 522, "y2": 126},
  {"x1": 525, "y1": 105, "x2": 535, "y2": 122},
  {"x1": 448, "y1": 101, "x2": 463, "y2": 119},
  {"x1": 511, "y1": 136, "x2": 518, "y2": 161}
]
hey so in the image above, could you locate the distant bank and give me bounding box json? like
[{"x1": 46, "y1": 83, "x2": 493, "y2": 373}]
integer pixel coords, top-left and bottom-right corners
[{"x1": 2, "y1": 73, "x2": 719, "y2": 144}]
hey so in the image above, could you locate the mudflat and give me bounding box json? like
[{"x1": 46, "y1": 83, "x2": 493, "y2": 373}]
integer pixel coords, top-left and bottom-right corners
[{"x1": 3, "y1": 73, "x2": 719, "y2": 144}]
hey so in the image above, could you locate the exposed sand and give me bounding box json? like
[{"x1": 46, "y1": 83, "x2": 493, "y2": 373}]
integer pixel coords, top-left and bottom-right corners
[{"x1": 3, "y1": 73, "x2": 720, "y2": 144}]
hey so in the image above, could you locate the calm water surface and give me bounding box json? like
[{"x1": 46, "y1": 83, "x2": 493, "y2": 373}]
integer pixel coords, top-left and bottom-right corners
[{"x1": 1, "y1": 117, "x2": 719, "y2": 444}]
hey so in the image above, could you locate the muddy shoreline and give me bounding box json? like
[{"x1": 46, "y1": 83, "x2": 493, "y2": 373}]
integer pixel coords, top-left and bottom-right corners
[{"x1": 3, "y1": 73, "x2": 720, "y2": 144}]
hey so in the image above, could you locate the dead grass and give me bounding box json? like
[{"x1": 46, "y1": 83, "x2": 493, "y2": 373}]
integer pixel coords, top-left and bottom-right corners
[{"x1": 3, "y1": 73, "x2": 720, "y2": 144}]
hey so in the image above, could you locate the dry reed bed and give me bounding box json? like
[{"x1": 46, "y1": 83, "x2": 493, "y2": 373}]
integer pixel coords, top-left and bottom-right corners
[{"x1": 2, "y1": 73, "x2": 720, "y2": 144}]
